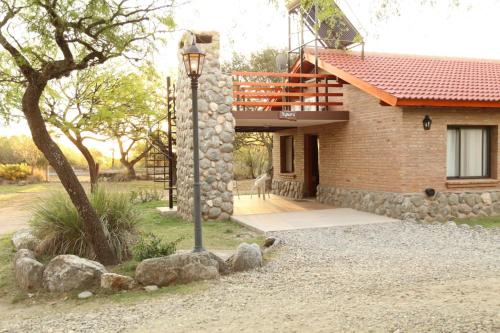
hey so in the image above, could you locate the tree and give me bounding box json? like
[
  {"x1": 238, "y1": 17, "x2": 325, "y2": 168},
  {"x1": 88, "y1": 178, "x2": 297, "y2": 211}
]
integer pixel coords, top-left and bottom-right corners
[
  {"x1": 0, "y1": 135, "x2": 47, "y2": 169},
  {"x1": 97, "y1": 67, "x2": 164, "y2": 179},
  {"x1": 44, "y1": 68, "x2": 117, "y2": 192},
  {"x1": 0, "y1": 0, "x2": 174, "y2": 265},
  {"x1": 225, "y1": 48, "x2": 281, "y2": 174}
]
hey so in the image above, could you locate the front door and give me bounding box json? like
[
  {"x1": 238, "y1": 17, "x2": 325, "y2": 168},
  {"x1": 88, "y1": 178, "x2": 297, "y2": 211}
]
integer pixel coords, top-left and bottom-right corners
[{"x1": 304, "y1": 134, "x2": 320, "y2": 197}]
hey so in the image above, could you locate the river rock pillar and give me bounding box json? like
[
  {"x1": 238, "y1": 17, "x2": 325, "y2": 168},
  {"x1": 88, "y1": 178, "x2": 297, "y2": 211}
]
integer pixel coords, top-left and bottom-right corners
[{"x1": 176, "y1": 31, "x2": 235, "y2": 221}]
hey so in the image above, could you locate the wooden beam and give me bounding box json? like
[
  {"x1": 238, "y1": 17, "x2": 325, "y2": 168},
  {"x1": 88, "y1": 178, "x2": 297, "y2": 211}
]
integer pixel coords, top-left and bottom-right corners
[
  {"x1": 304, "y1": 52, "x2": 399, "y2": 106},
  {"x1": 233, "y1": 81, "x2": 343, "y2": 88},
  {"x1": 233, "y1": 91, "x2": 343, "y2": 98},
  {"x1": 232, "y1": 110, "x2": 349, "y2": 121},
  {"x1": 232, "y1": 71, "x2": 337, "y2": 79},
  {"x1": 233, "y1": 101, "x2": 343, "y2": 107}
]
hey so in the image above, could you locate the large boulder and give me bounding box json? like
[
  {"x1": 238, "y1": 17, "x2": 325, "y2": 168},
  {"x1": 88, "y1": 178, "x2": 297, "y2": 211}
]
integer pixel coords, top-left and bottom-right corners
[
  {"x1": 230, "y1": 243, "x2": 262, "y2": 272},
  {"x1": 43, "y1": 255, "x2": 107, "y2": 292},
  {"x1": 13, "y1": 249, "x2": 44, "y2": 291},
  {"x1": 135, "y1": 252, "x2": 220, "y2": 287},
  {"x1": 100, "y1": 273, "x2": 136, "y2": 291},
  {"x1": 11, "y1": 229, "x2": 40, "y2": 251}
]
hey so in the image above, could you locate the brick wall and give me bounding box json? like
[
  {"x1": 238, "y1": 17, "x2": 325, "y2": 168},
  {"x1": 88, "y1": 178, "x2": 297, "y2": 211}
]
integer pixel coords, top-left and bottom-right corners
[
  {"x1": 273, "y1": 84, "x2": 500, "y2": 196},
  {"x1": 401, "y1": 107, "x2": 500, "y2": 192}
]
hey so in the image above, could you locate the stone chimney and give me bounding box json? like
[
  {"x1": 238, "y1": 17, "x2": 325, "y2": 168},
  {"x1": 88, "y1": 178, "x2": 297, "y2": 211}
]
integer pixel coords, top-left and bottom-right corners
[{"x1": 176, "y1": 31, "x2": 235, "y2": 221}]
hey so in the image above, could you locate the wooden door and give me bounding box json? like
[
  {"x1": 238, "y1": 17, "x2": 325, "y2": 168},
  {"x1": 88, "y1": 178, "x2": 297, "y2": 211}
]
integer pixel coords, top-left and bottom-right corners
[{"x1": 304, "y1": 134, "x2": 320, "y2": 197}]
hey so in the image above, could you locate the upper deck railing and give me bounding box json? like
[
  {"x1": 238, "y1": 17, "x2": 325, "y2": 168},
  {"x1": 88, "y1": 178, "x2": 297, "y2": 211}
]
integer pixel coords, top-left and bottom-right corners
[{"x1": 232, "y1": 71, "x2": 344, "y2": 112}]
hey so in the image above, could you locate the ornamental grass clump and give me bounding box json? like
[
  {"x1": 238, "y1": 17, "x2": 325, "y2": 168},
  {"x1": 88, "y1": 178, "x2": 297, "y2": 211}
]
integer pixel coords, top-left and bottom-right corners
[{"x1": 30, "y1": 188, "x2": 139, "y2": 262}]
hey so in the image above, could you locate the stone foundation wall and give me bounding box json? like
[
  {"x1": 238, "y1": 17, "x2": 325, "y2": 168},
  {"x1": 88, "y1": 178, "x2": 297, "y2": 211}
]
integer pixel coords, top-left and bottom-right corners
[
  {"x1": 272, "y1": 180, "x2": 304, "y2": 200},
  {"x1": 317, "y1": 185, "x2": 500, "y2": 222},
  {"x1": 176, "y1": 31, "x2": 234, "y2": 221}
]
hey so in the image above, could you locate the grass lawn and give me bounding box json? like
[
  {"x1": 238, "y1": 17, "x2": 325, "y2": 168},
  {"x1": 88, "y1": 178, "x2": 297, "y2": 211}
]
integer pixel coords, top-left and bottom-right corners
[
  {"x1": 0, "y1": 189, "x2": 263, "y2": 305},
  {"x1": 112, "y1": 200, "x2": 263, "y2": 277},
  {"x1": 454, "y1": 216, "x2": 500, "y2": 228}
]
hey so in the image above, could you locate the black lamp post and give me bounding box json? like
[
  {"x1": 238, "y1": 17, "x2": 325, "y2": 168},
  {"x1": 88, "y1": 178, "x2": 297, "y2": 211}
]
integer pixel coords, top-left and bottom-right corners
[{"x1": 182, "y1": 36, "x2": 206, "y2": 252}]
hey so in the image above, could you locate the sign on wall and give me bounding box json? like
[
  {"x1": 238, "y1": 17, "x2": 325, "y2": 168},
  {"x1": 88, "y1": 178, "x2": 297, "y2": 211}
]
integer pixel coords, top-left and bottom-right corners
[{"x1": 279, "y1": 111, "x2": 297, "y2": 121}]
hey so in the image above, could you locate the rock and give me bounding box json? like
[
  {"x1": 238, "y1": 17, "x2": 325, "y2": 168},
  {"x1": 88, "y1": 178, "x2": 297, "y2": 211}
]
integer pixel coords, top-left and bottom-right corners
[
  {"x1": 208, "y1": 207, "x2": 222, "y2": 219},
  {"x1": 263, "y1": 237, "x2": 278, "y2": 248},
  {"x1": 13, "y1": 248, "x2": 36, "y2": 264},
  {"x1": 11, "y1": 229, "x2": 40, "y2": 251},
  {"x1": 206, "y1": 252, "x2": 231, "y2": 275},
  {"x1": 446, "y1": 221, "x2": 457, "y2": 227},
  {"x1": 135, "y1": 252, "x2": 220, "y2": 287},
  {"x1": 14, "y1": 256, "x2": 44, "y2": 291},
  {"x1": 43, "y1": 255, "x2": 107, "y2": 292},
  {"x1": 230, "y1": 243, "x2": 262, "y2": 272},
  {"x1": 144, "y1": 285, "x2": 159, "y2": 292},
  {"x1": 448, "y1": 194, "x2": 459, "y2": 205},
  {"x1": 78, "y1": 291, "x2": 93, "y2": 299},
  {"x1": 100, "y1": 273, "x2": 136, "y2": 291},
  {"x1": 480, "y1": 192, "x2": 492, "y2": 205}
]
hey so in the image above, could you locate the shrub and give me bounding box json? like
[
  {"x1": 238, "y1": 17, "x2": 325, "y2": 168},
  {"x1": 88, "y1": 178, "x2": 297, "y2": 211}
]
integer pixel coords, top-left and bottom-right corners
[
  {"x1": 133, "y1": 233, "x2": 183, "y2": 261},
  {"x1": 30, "y1": 187, "x2": 139, "y2": 262},
  {"x1": 0, "y1": 163, "x2": 31, "y2": 181},
  {"x1": 130, "y1": 189, "x2": 165, "y2": 203}
]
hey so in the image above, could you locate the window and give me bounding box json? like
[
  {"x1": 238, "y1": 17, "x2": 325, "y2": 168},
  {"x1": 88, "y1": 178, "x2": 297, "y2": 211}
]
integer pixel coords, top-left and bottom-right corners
[
  {"x1": 280, "y1": 135, "x2": 294, "y2": 173},
  {"x1": 447, "y1": 127, "x2": 491, "y2": 178}
]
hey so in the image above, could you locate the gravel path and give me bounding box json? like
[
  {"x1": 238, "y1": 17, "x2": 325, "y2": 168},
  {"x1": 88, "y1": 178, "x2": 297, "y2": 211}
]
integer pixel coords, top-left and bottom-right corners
[{"x1": 1, "y1": 221, "x2": 499, "y2": 332}]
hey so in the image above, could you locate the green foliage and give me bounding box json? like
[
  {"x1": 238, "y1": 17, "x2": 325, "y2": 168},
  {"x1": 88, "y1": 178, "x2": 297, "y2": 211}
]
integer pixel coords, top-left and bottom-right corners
[
  {"x1": 0, "y1": 0, "x2": 174, "y2": 121},
  {"x1": 130, "y1": 189, "x2": 165, "y2": 203},
  {"x1": 31, "y1": 188, "x2": 139, "y2": 262},
  {"x1": 0, "y1": 163, "x2": 31, "y2": 181},
  {"x1": 0, "y1": 135, "x2": 47, "y2": 167},
  {"x1": 234, "y1": 146, "x2": 269, "y2": 179},
  {"x1": 133, "y1": 233, "x2": 182, "y2": 261},
  {"x1": 223, "y1": 47, "x2": 287, "y2": 76}
]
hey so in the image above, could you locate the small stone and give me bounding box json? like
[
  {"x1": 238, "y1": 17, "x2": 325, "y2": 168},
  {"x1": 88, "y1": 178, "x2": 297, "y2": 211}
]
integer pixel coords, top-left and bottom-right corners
[
  {"x1": 143, "y1": 285, "x2": 159, "y2": 292},
  {"x1": 209, "y1": 102, "x2": 218, "y2": 112},
  {"x1": 12, "y1": 229, "x2": 40, "y2": 251},
  {"x1": 263, "y1": 237, "x2": 277, "y2": 248},
  {"x1": 100, "y1": 273, "x2": 136, "y2": 291},
  {"x1": 480, "y1": 192, "x2": 492, "y2": 205},
  {"x1": 78, "y1": 291, "x2": 93, "y2": 299}
]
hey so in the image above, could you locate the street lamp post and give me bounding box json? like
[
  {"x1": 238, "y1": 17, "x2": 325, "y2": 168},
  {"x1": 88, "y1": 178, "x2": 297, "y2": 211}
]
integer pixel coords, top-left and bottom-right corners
[{"x1": 182, "y1": 36, "x2": 206, "y2": 252}]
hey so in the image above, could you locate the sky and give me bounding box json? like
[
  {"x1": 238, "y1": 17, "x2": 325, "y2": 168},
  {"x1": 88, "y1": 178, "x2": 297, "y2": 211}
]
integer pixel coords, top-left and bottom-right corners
[{"x1": 2, "y1": 0, "x2": 500, "y2": 154}]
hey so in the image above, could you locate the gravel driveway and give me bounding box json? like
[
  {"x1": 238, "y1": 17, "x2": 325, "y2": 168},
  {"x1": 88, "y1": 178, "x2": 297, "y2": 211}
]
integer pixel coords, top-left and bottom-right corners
[{"x1": 1, "y1": 221, "x2": 499, "y2": 332}]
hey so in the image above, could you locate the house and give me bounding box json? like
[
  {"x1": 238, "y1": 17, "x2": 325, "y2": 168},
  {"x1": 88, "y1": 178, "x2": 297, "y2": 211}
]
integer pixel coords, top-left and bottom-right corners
[
  {"x1": 231, "y1": 2, "x2": 500, "y2": 222},
  {"x1": 174, "y1": 3, "x2": 500, "y2": 223}
]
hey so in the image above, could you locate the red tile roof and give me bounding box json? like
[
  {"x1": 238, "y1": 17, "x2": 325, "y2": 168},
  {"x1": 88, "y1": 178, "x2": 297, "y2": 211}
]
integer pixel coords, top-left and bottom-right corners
[{"x1": 304, "y1": 48, "x2": 500, "y2": 107}]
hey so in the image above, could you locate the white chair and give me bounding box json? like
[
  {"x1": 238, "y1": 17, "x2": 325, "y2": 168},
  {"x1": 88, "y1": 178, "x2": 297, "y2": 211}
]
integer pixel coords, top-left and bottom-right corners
[{"x1": 251, "y1": 173, "x2": 271, "y2": 200}]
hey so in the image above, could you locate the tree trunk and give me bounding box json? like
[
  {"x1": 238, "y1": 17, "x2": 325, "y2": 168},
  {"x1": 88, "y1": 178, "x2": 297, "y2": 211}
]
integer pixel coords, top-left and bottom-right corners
[
  {"x1": 69, "y1": 136, "x2": 99, "y2": 193},
  {"x1": 120, "y1": 158, "x2": 137, "y2": 180},
  {"x1": 22, "y1": 83, "x2": 118, "y2": 265}
]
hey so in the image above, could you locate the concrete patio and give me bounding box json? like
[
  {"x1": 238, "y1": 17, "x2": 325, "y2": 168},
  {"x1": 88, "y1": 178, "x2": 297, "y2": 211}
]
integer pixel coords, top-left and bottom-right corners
[{"x1": 232, "y1": 195, "x2": 399, "y2": 233}]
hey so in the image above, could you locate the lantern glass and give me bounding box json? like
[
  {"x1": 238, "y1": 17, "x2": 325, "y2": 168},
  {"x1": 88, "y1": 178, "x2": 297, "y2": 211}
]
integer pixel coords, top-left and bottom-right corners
[
  {"x1": 423, "y1": 115, "x2": 432, "y2": 130},
  {"x1": 182, "y1": 40, "x2": 206, "y2": 78}
]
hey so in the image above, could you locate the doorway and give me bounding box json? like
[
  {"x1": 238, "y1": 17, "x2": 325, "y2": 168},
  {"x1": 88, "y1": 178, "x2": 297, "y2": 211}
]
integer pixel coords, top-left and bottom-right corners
[{"x1": 304, "y1": 134, "x2": 320, "y2": 197}]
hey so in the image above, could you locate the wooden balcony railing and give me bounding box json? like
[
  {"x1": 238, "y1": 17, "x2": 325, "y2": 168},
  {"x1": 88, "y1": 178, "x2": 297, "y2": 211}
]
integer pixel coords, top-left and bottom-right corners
[{"x1": 232, "y1": 71, "x2": 344, "y2": 112}]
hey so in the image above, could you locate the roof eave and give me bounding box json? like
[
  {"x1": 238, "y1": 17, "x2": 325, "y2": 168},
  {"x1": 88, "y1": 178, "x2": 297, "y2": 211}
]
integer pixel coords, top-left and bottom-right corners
[
  {"x1": 395, "y1": 98, "x2": 500, "y2": 108},
  {"x1": 304, "y1": 51, "x2": 399, "y2": 106},
  {"x1": 305, "y1": 51, "x2": 500, "y2": 109}
]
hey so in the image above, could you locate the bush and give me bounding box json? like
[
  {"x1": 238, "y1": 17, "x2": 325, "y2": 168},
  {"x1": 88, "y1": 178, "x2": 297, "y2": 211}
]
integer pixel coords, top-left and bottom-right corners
[
  {"x1": 0, "y1": 163, "x2": 31, "y2": 181},
  {"x1": 30, "y1": 187, "x2": 139, "y2": 262},
  {"x1": 130, "y1": 189, "x2": 165, "y2": 203},
  {"x1": 133, "y1": 233, "x2": 182, "y2": 261}
]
